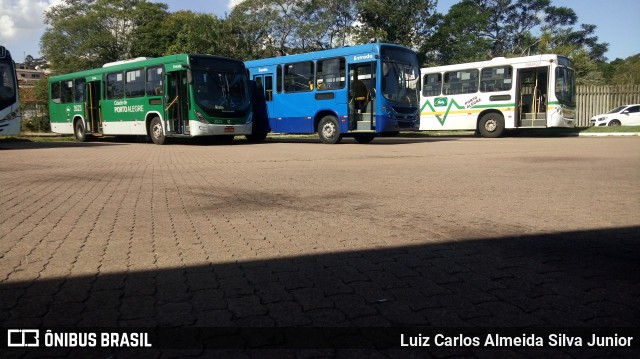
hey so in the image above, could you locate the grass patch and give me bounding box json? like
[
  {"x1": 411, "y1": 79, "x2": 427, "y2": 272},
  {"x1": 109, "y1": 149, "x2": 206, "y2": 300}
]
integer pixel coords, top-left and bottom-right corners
[
  {"x1": 0, "y1": 134, "x2": 75, "y2": 143},
  {"x1": 577, "y1": 126, "x2": 640, "y2": 133}
]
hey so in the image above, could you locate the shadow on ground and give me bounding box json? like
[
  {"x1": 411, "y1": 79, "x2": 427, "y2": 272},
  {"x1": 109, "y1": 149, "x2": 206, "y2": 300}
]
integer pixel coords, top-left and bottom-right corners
[{"x1": 2, "y1": 227, "x2": 639, "y2": 358}]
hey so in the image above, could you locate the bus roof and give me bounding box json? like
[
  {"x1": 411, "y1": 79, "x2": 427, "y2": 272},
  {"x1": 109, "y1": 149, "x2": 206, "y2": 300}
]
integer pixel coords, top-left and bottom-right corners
[
  {"x1": 245, "y1": 43, "x2": 415, "y2": 68},
  {"x1": 421, "y1": 54, "x2": 572, "y2": 73},
  {"x1": 48, "y1": 53, "x2": 245, "y2": 82}
]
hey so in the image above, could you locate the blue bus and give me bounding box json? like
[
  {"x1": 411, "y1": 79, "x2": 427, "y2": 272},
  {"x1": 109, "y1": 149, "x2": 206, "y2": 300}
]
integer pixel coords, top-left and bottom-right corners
[{"x1": 245, "y1": 43, "x2": 421, "y2": 144}]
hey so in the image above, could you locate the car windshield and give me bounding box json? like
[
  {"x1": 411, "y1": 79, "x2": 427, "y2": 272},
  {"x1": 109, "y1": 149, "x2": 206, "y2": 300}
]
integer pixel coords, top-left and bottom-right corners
[
  {"x1": 607, "y1": 106, "x2": 627, "y2": 114},
  {"x1": 192, "y1": 70, "x2": 250, "y2": 116}
]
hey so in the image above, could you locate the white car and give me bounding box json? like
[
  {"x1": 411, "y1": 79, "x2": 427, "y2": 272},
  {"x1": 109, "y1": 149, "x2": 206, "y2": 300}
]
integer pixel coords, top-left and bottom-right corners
[{"x1": 590, "y1": 104, "x2": 640, "y2": 126}]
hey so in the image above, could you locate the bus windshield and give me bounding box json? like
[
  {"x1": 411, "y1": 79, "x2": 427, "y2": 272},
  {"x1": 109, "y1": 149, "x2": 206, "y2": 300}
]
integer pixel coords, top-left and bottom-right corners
[
  {"x1": 192, "y1": 70, "x2": 250, "y2": 116},
  {"x1": 0, "y1": 61, "x2": 17, "y2": 111},
  {"x1": 380, "y1": 52, "x2": 420, "y2": 107},
  {"x1": 555, "y1": 66, "x2": 576, "y2": 106}
]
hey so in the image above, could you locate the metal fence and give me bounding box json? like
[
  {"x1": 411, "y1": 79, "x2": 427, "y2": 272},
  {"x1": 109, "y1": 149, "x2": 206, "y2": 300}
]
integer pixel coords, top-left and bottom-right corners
[{"x1": 576, "y1": 85, "x2": 640, "y2": 126}]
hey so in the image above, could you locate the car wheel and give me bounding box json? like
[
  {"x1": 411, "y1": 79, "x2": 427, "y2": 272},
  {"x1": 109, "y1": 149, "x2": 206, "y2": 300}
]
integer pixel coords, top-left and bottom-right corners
[{"x1": 608, "y1": 120, "x2": 621, "y2": 126}]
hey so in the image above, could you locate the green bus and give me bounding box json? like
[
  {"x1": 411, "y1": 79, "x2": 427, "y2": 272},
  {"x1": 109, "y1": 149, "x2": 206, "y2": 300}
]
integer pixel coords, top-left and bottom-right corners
[{"x1": 49, "y1": 54, "x2": 256, "y2": 144}]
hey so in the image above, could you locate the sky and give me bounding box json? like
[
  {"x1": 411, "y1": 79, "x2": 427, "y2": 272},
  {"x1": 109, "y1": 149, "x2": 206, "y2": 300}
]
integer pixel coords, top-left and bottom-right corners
[{"x1": 0, "y1": 0, "x2": 638, "y2": 64}]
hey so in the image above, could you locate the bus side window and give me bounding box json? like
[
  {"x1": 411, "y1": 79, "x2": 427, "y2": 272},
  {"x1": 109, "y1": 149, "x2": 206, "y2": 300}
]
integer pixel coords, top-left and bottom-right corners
[
  {"x1": 444, "y1": 72, "x2": 460, "y2": 95},
  {"x1": 422, "y1": 73, "x2": 441, "y2": 97},
  {"x1": 284, "y1": 61, "x2": 314, "y2": 93},
  {"x1": 146, "y1": 66, "x2": 163, "y2": 96},
  {"x1": 481, "y1": 66, "x2": 512, "y2": 92},
  {"x1": 74, "y1": 78, "x2": 86, "y2": 102},
  {"x1": 61, "y1": 80, "x2": 74, "y2": 103},
  {"x1": 316, "y1": 57, "x2": 345, "y2": 90},
  {"x1": 276, "y1": 65, "x2": 282, "y2": 94},
  {"x1": 459, "y1": 69, "x2": 478, "y2": 94},
  {"x1": 51, "y1": 82, "x2": 61, "y2": 104},
  {"x1": 265, "y1": 75, "x2": 273, "y2": 101},
  {"x1": 106, "y1": 72, "x2": 124, "y2": 99},
  {"x1": 125, "y1": 69, "x2": 145, "y2": 98}
]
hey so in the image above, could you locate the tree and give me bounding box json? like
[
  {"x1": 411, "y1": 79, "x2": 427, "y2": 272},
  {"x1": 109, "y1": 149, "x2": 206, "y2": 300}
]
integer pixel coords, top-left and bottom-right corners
[
  {"x1": 422, "y1": 0, "x2": 609, "y2": 85},
  {"x1": 163, "y1": 11, "x2": 227, "y2": 55},
  {"x1": 228, "y1": 0, "x2": 360, "y2": 58},
  {"x1": 41, "y1": 0, "x2": 169, "y2": 73},
  {"x1": 420, "y1": 2, "x2": 492, "y2": 65},
  {"x1": 608, "y1": 54, "x2": 640, "y2": 85},
  {"x1": 355, "y1": 0, "x2": 438, "y2": 49}
]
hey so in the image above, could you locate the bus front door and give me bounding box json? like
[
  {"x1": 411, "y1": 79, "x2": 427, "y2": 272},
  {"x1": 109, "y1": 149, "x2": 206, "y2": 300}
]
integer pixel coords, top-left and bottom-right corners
[
  {"x1": 251, "y1": 74, "x2": 272, "y2": 134},
  {"x1": 517, "y1": 67, "x2": 549, "y2": 127},
  {"x1": 85, "y1": 81, "x2": 101, "y2": 134},
  {"x1": 348, "y1": 63, "x2": 376, "y2": 132},
  {"x1": 165, "y1": 71, "x2": 189, "y2": 135}
]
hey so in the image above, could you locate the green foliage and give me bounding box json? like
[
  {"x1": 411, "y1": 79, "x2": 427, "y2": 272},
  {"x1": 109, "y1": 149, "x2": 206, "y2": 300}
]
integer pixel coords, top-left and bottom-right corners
[
  {"x1": 20, "y1": 78, "x2": 51, "y2": 133},
  {"x1": 354, "y1": 0, "x2": 438, "y2": 49},
  {"x1": 41, "y1": 0, "x2": 169, "y2": 73},
  {"x1": 606, "y1": 55, "x2": 640, "y2": 85},
  {"x1": 38, "y1": 0, "x2": 628, "y2": 86}
]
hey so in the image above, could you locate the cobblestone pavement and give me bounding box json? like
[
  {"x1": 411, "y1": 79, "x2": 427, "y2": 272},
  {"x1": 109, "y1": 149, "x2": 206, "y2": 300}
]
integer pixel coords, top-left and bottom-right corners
[{"x1": 1, "y1": 136, "x2": 639, "y2": 358}]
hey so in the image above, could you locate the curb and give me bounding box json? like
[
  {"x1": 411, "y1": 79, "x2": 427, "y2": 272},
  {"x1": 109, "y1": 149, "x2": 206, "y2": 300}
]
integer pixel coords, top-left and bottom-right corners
[{"x1": 576, "y1": 132, "x2": 640, "y2": 137}]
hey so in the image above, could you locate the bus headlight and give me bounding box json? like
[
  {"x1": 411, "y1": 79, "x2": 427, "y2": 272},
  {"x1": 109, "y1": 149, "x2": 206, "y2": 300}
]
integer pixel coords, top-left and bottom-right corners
[
  {"x1": 381, "y1": 105, "x2": 394, "y2": 117},
  {"x1": 195, "y1": 111, "x2": 208, "y2": 124}
]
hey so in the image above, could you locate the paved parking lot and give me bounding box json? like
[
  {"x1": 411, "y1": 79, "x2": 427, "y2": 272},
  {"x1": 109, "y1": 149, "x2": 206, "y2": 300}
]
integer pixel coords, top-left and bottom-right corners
[{"x1": 1, "y1": 136, "x2": 639, "y2": 357}]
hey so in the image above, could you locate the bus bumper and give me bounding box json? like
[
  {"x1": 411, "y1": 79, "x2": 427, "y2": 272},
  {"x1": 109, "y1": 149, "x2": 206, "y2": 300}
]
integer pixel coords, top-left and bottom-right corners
[
  {"x1": 549, "y1": 106, "x2": 575, "y2": 128},
  {"x1": 190, "y1": 121, "x2": 252, "y2": 136}
]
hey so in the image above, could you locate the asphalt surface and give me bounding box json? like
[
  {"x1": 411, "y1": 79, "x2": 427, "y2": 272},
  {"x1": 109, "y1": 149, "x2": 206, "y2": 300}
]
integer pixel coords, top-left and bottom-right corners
[{"x1": 1, "y1": 135, "x2": 639, "y2": 358}]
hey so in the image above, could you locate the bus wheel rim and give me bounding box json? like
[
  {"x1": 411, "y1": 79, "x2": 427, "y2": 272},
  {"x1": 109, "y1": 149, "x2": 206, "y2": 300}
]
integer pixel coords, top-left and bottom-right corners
[
  {"x1": 322, "y1": 122, "x2": 336, "y2": 138},
  {"x1": 152, "y1": 123, "x2": 162, "y2": 139},
  {"x1": 485, "y1": 118, "x2": 497, "y2": 132}
]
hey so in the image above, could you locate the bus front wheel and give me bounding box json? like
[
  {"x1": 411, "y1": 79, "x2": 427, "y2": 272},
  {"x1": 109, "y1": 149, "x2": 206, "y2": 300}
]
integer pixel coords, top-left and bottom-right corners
[
  {"x1": 478, "y1": 113, "x2": 505, "y2": 138},
  {"x1": 318, "y1": 115, "x2": 342, "y2": 144},
  {"x1": 74, "y1": 120, "x2": 87, "y2": 142},
  {"x1": 149, "y1": 117, "x2": 166, "y2": 145}
]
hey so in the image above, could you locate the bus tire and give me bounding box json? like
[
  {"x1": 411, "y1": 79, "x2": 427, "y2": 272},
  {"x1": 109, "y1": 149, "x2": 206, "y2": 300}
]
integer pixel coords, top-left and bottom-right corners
[
  {"x1": 149, "y1": 117, "x2": 166, "y2": 145},
  {"x1": 74, "y1": 120, "x2": 87, "y2": 142},
  {"x1": 245, "y1": 131, "x2": 268, "y2": 143},
  {"x1": 318, "y1": 115, "x2": 342, "y2": 144},
  {"x1": 354, "y1": 133, "x2": 375, "y2": 144},
  {"x1": 478, "y1": 112, "x2": 505, "y2": 138}
]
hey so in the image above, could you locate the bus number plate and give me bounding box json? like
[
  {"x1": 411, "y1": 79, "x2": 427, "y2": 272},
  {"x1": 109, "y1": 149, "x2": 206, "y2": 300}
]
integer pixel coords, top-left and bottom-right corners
[{"x1": 224, "y1": 127, "x2": 235, "y2": 133}]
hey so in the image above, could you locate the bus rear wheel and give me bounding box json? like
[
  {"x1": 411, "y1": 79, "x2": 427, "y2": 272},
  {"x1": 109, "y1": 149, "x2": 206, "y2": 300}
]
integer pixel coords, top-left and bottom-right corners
[
  {"x1": 318, "y1": 115, "x2": 342, "y2": 144},
  {"x1": 74, "y1": 120, "x2": 87, "y2": 142},
  {"x1": 478, "y1": 113, "x2": 505, "y2": 138},
  {"x1": 149, "y1": 117, "x2": 166, "y2": 145}
]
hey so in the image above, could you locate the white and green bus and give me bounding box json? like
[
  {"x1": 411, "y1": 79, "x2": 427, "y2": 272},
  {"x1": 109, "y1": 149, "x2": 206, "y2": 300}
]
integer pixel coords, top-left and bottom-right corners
[
  {"x1": 0, "y1": 45, "x2": 20, "y2": 136},
  {"x1": 49, "y1": 54, "x2": 256, "y2": 144},
  {"x1": 419, "y1": 54, "x2": 576, "y2": 137}
]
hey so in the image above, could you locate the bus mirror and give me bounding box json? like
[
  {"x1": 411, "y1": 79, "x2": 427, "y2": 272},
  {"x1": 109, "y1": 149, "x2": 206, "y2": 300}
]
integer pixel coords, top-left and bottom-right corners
[{"x1": 186, "y1": 71, "x2": 193, "y2": 85}]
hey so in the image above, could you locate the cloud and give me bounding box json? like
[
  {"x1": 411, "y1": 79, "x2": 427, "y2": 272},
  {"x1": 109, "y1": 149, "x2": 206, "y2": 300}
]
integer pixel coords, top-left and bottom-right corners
[
  {"x1": 227, "y1": 0, "x2": 244, "y2": 11},
  {"x1": 0, "y1": 0, "x2": 63, "y2": 58}
]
